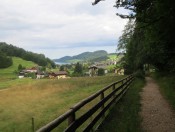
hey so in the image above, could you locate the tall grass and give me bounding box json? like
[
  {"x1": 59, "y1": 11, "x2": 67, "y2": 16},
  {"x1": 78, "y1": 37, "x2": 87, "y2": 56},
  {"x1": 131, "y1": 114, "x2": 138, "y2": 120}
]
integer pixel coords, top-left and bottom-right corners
[
  {"x1": 0, "y1": 75, "x2": 125, "y2": 132},
  {"x1": 152, "y1": 72, "x2": 175, "y2": 110},
  {"x1": 97, "y1": 78, "x2": 145, "y2": 132}
]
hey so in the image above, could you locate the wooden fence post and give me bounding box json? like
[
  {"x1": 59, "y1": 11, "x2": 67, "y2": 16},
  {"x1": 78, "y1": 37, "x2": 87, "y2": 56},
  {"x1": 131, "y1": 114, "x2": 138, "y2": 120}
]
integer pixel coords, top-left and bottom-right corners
[
  {"x1": 100, "y1": 92, "x2": 104, "y2": 109},
  {"x1": 100, "y1": 92, "x2": 105, "y2": 118},
  {"x1": 32, "y1": 117, "x2": 35, "y2": 132},
  {"x1": 113, "y1": 84, "x2": 115, "y2": 99},
  {"x1": 68, "y1": 108, "x2": 75, "y2": 126}
]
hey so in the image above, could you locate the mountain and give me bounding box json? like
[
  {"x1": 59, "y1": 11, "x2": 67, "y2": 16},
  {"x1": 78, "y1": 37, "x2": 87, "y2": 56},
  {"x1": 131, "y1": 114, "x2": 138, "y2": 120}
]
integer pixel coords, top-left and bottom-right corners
[{"x1": 54, "y1": 50, "x2": 110, "y2": 63}]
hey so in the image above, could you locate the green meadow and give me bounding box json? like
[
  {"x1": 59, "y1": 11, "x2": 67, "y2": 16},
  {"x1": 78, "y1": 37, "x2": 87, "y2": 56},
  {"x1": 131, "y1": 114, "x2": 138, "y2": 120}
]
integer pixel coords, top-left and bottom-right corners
[
  {"x1": 0, "y1": 57, "x2": 36, "y2": 89},
  {"x1": 0, "y1": 72, "x2": 125, "y2": 132}
]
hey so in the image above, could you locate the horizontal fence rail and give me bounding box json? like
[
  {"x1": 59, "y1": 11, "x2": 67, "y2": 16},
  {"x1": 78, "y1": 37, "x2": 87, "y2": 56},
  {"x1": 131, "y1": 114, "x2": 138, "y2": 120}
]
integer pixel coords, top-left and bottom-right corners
[{"x1": 37, "y1": 75, "x2": 134, "y2": 132}]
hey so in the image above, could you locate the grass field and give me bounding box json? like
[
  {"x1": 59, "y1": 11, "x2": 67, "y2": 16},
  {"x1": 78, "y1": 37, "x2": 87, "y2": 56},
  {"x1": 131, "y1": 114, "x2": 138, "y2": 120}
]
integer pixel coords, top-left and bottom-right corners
[
  {"x1": 0, "y1": 57, "x2": 36, "y2": 89},
  {"x1": 0, "y1": 75, "x2": 125, "y2": 132}
]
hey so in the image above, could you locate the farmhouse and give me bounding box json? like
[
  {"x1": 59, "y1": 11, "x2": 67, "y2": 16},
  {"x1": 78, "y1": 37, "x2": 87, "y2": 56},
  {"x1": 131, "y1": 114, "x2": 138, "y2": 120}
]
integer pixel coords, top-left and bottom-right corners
[
  {"x1": 88, "y1": 65, "x2": 108, "y2": 77},
  {"x1": 115, "y1": 68, "x2": 124, "y2": 75},
  {"x1": 36, "y1": 71, "x2": 45, "y2": 79},
  {"x1": 55, "y1": 71, "x2": 68, "y2": 79},
  {"x1": 23, "y1": 67, "x2": 38, "y2": 73},
  {"x1": 48, "y1": 71, "x2": 68, "y2": 79},
  {"x1": 18, "y1": 72, "x2": 25, "y2": 79}
]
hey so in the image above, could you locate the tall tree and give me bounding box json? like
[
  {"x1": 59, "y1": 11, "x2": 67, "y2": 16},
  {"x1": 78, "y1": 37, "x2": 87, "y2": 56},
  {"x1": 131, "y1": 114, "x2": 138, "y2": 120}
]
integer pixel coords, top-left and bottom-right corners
[
  {"x1": 94, "y1": 0, "x2": 175, "y2": 73},
  {"x1": 73, "y1": 62, "x2": 83, "y2": 76}
]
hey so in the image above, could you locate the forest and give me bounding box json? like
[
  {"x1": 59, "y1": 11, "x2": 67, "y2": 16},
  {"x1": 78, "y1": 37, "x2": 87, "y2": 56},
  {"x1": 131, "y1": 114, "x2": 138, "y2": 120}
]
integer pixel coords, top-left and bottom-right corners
[
  {"x1": 0, "y1": 42, "x2": 56, "y2": 68},
  {"x1": 95, "y1": 0, "x2": 175, "y2": 74}
]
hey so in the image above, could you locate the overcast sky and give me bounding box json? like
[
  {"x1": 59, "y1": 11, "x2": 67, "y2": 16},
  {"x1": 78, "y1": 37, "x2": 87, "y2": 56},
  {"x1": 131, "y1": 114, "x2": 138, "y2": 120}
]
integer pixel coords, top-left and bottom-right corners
[{"x1": 0, "y1": 0, "x2": 129, "y2": 59}]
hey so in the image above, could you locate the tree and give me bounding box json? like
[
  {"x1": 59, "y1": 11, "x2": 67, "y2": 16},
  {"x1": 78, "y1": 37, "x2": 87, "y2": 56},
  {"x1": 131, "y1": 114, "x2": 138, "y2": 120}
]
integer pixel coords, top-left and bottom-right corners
[
  {"x1": 73, "y1": 62, "x2": 83, "y2": 76},
  {"x1": 0, "y1": 51, "x2": 13, "y2": 68},
  {"x1": 60, "y1": 65, "x2": 64, "y2": 71},
  {"x1": 94, "y1": 0, "x2": 175, "y2": 73},
  {"x1": 98, "y1": 68, "x2": 105, "y2": 76},
  {"x1": 18, "y1": 64, "x2": 23, "y2": 71}
]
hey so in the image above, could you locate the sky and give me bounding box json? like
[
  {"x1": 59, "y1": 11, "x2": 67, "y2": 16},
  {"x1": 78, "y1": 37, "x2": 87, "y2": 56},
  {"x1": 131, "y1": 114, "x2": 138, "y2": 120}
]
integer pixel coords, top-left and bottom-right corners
[{"x1": 0, "y1": 0, "x2": 129, "y2": 59}]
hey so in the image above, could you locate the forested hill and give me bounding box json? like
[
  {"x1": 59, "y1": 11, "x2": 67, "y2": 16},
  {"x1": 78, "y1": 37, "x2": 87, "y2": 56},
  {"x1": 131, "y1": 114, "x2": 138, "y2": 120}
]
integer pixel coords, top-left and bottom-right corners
[
  {"x1": 0, "y1": 42, "x2": 56, "y2": 68},
  {"x1": 54, "y1": 50, "x2": 109, "y2": 63}
]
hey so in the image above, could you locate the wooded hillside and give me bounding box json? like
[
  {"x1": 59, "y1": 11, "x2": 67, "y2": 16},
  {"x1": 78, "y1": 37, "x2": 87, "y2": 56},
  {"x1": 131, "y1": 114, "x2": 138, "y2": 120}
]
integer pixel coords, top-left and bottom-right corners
[{"x1": 0, "y1": 42, "x2": 56, "y2": 68}]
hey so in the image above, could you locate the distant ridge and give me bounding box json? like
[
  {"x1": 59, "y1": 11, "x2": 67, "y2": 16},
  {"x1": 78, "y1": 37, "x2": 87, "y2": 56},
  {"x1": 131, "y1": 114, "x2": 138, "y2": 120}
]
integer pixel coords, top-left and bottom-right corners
[{"x1": 53, "y1": 50, "x2": 110, "y2": 63}]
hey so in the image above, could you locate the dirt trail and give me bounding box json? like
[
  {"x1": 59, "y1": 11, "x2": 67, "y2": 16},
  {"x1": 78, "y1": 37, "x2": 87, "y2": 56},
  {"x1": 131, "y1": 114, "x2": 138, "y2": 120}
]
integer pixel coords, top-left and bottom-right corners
[{"x1": 140, "y1": 77, "x2": 175, "y2": 132}]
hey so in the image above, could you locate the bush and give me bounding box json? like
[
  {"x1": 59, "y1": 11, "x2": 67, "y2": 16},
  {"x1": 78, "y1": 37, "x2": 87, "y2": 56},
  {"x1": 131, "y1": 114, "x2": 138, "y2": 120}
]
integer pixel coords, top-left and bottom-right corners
[
  {"x1": 25, "y1": 73, "x2": 36, "y2": 79},
  {"x1": 98, "y1": 68, "x2": 105, "y2": 76},
  {"x1": 135, "y1": 70, "x2": 145, "y2": 79}
]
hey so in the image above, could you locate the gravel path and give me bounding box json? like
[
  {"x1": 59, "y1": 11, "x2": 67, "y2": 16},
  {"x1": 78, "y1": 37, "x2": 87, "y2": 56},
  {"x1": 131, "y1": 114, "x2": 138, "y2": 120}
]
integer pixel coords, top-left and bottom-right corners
[{"x1": 140, "y1": 77, "x2": 175, "y2": 132}]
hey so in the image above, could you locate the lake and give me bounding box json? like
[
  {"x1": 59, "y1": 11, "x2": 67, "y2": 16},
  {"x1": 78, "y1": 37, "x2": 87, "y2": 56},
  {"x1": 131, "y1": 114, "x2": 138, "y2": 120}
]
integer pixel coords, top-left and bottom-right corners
[{"x1": 54, "y1": 62, "x2": 70, "y2": 65}]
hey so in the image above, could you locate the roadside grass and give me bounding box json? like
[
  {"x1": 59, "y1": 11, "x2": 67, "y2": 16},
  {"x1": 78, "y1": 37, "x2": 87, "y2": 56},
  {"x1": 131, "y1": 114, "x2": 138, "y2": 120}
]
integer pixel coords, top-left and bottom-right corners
[
  {"x1": 152, "y1": 72, "x2": 175, "y2": 110},
  {"x1": 97, "y1": 78, "x2": 145, "y2": 132},
  {"x1": 0, "y1": 75, "x2": 125, "y2": 132},
  {"x1": 0, "y1": 57, "x2": 36, "y2": 89}
]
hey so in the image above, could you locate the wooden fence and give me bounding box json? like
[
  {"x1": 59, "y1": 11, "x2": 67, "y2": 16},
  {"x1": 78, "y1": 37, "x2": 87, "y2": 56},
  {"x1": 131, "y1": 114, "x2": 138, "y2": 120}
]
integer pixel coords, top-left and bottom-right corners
[{"x1": 37, "y1": 75, "x2": 134, "y2": 132}]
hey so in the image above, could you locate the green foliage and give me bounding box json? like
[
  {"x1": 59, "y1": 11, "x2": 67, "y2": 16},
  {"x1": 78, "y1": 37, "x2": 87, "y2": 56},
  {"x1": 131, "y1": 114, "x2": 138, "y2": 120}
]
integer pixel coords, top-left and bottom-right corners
[
  {"x1": 59, "y1": 65, "x2": 64, "y2": 71},
  {"x1": 153, "y1": 72, "x2": 175, "y2": 110},
  {"x1": 135, "y1": 70, "x2": 145, "y2": 79},
  {"x1": 0, "y1": 42, "x2": 56, "y2": 68},
  {"x1": 41, "y1": 66, "x2": 46, "y2": 71},
  {"x1": 0, "y1": 51, "x2": 13, "y2": 68},
  {"x1": 98, "y1": 68, "x2": 105, "y2": 76},
  {"x1": 25, "y1": 72, "x2": 36, "y2": 79},
  {"x1": 116, "y1": 0, "x2": 175, "y2": 74},
  {"x1": 18, "y1": 64, "x2": 23, "y2": 71},
  {"x1": 98, "y1": 78, "x2": 145, "y2": 132},
  {"x1": 73, "y1": 62, "x2": 83, "y2": 76}
]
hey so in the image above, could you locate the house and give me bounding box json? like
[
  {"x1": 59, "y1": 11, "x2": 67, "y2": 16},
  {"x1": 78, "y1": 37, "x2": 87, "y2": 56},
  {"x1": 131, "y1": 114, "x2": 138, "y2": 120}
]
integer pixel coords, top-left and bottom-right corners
[
  {"x1": 36, "y1": 71, "x2": 45, "y2": 79},
  {"x1": 18, "y1": 72, "x2": 25, "y2": 79},
  {"x1": 18, "y1": 66, "x2": 48, "y2": 79},
  {"x1": 55, "y1": 71, "x2": 68, "y2": 79},
  {"x1": 49, "y1": 72, "x2": 57, "y2": 79},
  {"x1": 115, "y1": 68, "x2": 124, "y2": 75},
  {"x1": 48, "y1": 71, "x2": 68, "y2": 79},
  {"x1": 88, "y1": 65, "x2": 98, "y2": 77},
  {"x1": 88, "y1": 65, "x2": 108, "y2": 77},
  {"x1": 24, "y1": 67, "x2": 38, "y2": 73}
]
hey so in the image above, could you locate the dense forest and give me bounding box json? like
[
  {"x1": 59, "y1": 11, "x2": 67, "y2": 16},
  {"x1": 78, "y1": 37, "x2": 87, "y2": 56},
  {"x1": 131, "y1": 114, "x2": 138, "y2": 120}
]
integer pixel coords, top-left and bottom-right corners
[
  {"x1": 0, "y1": 42, "x2": 56, "y2": 68},
  {"x1": 95, "y1": 0, "x2": 175, "y2": 74},
  {"x1": 0, "y1": 51, "x2": 13, "y2": 68}
]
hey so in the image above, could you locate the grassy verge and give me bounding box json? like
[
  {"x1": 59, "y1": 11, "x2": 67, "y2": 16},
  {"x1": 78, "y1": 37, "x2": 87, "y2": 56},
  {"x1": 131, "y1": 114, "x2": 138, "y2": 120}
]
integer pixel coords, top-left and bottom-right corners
[
  {"x1": 152, "y1": 72, "x2": 175, "y2": 110},
  {"x1": 97, "y1": 78, "x2": 145, "y2": 132}
]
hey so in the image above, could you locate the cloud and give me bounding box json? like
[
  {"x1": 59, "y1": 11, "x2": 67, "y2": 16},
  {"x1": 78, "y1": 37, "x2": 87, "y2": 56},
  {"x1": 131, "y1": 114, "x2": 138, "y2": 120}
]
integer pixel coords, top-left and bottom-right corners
[{"x1": 0, "y1": 0, "x2": 128, "y2": 58}]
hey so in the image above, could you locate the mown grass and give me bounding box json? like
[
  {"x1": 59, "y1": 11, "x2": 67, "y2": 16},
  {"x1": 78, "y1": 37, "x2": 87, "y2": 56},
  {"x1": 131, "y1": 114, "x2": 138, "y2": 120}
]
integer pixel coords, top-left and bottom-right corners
[
  {"x1": 152, "y1": 72, "x2": 175, "y2": 110},
  {"x1": 0, "y1": 75, "x2": 125, "y2": 132},
  {"x1": 97, "y1": 78, "x2": 145, "y2": 132},
  {"x1": 0, "y1": 57, "x2": 36, "y2": 89}
]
